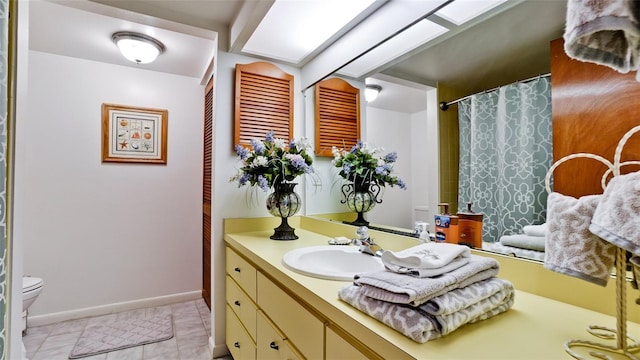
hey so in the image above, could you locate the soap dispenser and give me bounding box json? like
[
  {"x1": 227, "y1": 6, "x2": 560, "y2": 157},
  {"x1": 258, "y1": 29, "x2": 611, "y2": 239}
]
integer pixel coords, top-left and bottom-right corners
[
  {"x1": 434, "y1": 203, "x2": 459, "y2": 244},
  {"x1": 457, "y1": 202, "x2": 483, "y2": 248}
]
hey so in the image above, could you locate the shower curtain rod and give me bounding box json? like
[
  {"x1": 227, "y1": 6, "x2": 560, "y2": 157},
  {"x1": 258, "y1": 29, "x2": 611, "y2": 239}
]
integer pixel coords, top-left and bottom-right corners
[{"x1": 439, "y1": 73, "x2": 550, "y2": 111}]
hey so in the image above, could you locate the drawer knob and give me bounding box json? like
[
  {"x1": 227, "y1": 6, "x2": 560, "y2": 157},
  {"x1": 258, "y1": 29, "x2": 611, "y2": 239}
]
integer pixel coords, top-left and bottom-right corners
[
  {"x1": 234, "y1": 342, "x2": 240, "y2": 348},
  {"x1": 234, "y1": 267, "x2": 241, "y2": 273},
  {"x1": 234, "y1": 300, "x2": 240, "y2": 306},
  {"x1": 270, "y1": 341, "x2": 279, "y2": 350}
]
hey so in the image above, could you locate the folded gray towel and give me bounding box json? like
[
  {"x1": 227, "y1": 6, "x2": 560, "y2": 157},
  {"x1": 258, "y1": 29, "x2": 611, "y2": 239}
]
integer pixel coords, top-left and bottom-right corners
[
  {"x1": 418, "y1": 277, "x2": 514, "y2": 316},
  {"x1": 590, "y1": 171, "x2": 640, "y2": 256},
  {"x1": 544, "y1": 192, "x2": 616, "y2": 286},
  {"x1": 522, "y1": 223, "x2": 547, "y2": 237},
  {"x1": 564, "y1": 0, "x2": 640, "y2": 77},
  {"x1": 354, "y1": 255, "x2": 499, "y2": 306},
  {"x1": 499, "y1": 234, "x2": 546, "y2": 252},
  {"x1": 338, "y1": 278, "x2": 514, "y2": 343}
]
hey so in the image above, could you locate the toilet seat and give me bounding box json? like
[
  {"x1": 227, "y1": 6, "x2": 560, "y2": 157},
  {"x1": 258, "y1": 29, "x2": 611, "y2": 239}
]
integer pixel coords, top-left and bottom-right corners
[{"x1": 23, "y1": 277, "x2": 43, "y2": 293}]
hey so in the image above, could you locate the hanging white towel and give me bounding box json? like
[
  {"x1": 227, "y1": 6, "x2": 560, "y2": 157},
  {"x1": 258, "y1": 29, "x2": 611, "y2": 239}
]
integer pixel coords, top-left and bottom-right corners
[
  {"x1": 590, "y1": 171, "x2": 640, "y2": 256},
  {"x1": 564, "y1": 0, "x2": 640, "y2": 80},
  {"x1": 544, "y1": 192, "x2": 616, "y2": 286}
]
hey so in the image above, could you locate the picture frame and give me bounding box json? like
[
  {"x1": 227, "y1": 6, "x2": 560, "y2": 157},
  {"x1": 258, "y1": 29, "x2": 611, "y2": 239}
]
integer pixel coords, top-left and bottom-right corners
[{"x1": 102, "y1": 103, "x2": 168, "y2": 164}]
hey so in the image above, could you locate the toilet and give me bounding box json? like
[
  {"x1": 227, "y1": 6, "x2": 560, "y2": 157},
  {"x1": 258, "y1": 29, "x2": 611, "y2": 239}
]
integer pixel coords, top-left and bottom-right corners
[{"x1": 22, "y1": 276, "x2": 44, "y2": 333}]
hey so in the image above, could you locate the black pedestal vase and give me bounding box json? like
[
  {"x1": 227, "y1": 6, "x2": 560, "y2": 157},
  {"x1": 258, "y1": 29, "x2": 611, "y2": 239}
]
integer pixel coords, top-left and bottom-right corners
[
  {"x1": 341, "y1": 179, "x2": 382, "y2": 227},
  {"x1": 266, "y1": 182, "x2": 301, "y2": 240}
]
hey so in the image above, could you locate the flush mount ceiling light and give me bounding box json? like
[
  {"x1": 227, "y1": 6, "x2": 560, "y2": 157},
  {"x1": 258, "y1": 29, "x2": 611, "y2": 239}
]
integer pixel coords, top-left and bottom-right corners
[
  {"x1": 365, "y1": 84, "x2": 382, "y2": 102},
  {"x1": 112, "y1": 31, "x2": 165, "y2": 64}
]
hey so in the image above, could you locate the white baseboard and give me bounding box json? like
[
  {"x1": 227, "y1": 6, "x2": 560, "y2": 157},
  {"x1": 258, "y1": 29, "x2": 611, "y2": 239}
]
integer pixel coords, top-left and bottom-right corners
[
  {"x1": 28, "y1": 290, "x2": 202, "y2": 327},
  {"x1": 210, "y1": 339, "x2": 230, "y2": 359}
]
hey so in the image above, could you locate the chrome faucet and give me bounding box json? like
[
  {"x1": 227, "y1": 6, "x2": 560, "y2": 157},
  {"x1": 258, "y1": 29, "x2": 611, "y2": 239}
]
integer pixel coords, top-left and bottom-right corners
[{"x1": 352, "y1": 226, "x2": 384, "y2": 257}]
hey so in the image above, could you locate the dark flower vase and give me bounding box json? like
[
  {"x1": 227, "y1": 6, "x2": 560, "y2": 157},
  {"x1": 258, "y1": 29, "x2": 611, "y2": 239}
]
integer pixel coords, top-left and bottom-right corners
[
  {"x1": 266, "y1": 182, "x2": 301, "y2": 240},
  {"x1": 341, "y1": 179, "x2": 382, "y2": 227}
]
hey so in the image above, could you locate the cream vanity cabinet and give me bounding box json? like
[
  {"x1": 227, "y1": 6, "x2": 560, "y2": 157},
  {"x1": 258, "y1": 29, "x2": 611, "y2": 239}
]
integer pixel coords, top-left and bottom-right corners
[
  {"x1": 226, "y1": 247, "x2": 258, "y2": 360},
  {"x1": 226, "y1": 247, "x2": 325, "y2": 359}
]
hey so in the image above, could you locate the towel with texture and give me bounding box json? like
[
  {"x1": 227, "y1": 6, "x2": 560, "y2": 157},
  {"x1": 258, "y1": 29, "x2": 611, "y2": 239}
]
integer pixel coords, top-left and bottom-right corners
[
  {"x1": 338, "y1": 277, "x2": 514, "y2": 343},
  {"x1": 590, "y1": 171, "x2": 640, "y2": 256},
  {"x1": 354, "y1": 255, "x2": 499, "y2": 306},
  {"x1": 523, "y1": 223, "x2": 547, "y2": 237},
  {"x1": 381, "y1": 243, "x2": 471, "y2": 277},
  {"x1": 499, "y1": 234, "x2": 546, "y2": 252},
  {"x1": 544, "y1": 192, "x2": 616, "y2": 286},
  {"x1": 564, "y1": 0, "x2": 640, "y2": 79}
]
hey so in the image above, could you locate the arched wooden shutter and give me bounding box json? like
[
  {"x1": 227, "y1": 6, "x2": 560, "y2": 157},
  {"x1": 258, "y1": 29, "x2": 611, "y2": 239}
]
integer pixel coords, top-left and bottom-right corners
[
  {"x1": 234, "y1": 62, "x2": 294, "y2": 148},
  {"x1": 314, "y1": 78, "x2": 360, "y2": 157}
]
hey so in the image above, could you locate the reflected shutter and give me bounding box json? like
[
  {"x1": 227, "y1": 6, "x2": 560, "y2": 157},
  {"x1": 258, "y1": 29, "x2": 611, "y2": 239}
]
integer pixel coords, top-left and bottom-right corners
[{"x1": 314, "y1": 78, "x2": 360, "y2": 157}]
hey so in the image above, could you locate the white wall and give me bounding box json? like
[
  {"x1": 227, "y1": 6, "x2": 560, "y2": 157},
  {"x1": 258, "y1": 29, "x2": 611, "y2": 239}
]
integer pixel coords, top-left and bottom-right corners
[
  {"x1": 365, "y1": 107, "x2": 413, "y2": 229},
  {"x1": 211, "y1": 51, "x2": 308, "y2": 351},
  {"x1": 18, "y1": 51, "x2": 204, "y2": 317},
  {"x1": 410, "y1": 88, "x2": 440, "y2": 232}
]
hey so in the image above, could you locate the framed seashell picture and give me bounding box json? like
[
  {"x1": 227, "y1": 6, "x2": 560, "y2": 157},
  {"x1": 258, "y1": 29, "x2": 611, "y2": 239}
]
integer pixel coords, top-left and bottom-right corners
[{"x1": 101, "y1": 103, "x2": 168, "y2": 164}]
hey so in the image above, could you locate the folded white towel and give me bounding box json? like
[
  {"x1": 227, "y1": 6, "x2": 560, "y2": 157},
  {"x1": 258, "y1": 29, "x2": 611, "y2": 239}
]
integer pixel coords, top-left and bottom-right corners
[
  {"x1": 499, "y1": 234, "x2": 546, "y2": 252},
  {"x1": 590, "y1": 171, "x2": 640, "y2": 256},
  {"x1": 522, "y1": 223, "x2": 547, "y2": 237},
  {"x1": 381, "y1": 243, "x2": 471, "y2": 278},
  {"x1": 564, "y1": 0, "x2": 640, "y2": 78},
  {"x1": 338, "y1": 277, "x2": 514, "y2": 343},
  {"x1": 381, "y1": 243, "x2": 471, "y2": 269},
  {"x1": 491, "y1": 242, "x2": 546, "y2": 262},
  {"x1": 354, "y1": 255, "x2": 499, "y2": 306},
  {"x1": 544, "y1": 192, "x2": 616, "y2": 286}
]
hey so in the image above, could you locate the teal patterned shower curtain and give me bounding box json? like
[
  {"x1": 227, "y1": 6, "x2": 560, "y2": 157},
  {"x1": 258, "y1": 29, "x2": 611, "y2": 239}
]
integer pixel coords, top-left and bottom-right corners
[{"x1": 458, "y1": 77, "x2": 552, "y2": 244}]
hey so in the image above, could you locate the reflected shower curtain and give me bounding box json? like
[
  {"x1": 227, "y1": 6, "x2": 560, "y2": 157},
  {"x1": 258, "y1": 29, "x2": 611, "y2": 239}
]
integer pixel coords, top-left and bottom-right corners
[{"x1": 458, "y1": 77, "x2": 552, "y2": 244}]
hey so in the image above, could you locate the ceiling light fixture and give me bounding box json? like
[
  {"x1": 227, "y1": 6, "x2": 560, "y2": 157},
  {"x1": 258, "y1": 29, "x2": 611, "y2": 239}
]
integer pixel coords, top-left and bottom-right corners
[
  {"x1": 112, "y1": 31, "x2": 165, "y2": 64},
  {"x1": 365, "y1": 84, "x2": 382, "y2": 102}
]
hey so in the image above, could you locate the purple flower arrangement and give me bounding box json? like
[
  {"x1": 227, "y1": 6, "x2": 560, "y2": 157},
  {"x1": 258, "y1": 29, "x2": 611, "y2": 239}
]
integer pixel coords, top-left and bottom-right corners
[{"x1": 331, "y1": 140, "x2": 407, "y2": 189}]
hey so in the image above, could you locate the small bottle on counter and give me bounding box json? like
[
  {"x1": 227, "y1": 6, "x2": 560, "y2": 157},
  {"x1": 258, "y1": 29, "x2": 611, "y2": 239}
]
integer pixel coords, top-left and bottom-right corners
[
  {"x1": 457, "y1": 202, "x2": 483, "y2": 248},
  {"x1": 434, "y1": 203, "x2": 459, "y2": 244}
]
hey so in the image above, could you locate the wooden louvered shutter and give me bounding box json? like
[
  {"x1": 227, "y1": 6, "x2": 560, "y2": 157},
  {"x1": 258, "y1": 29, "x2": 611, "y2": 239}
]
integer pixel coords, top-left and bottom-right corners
[
  {"x1": 314, "y1": 78, "x2": 360, "y2": 157},
  {"x1": 202, "y1": 76, "x2": 213, "y2": 310},
  {"x1": 234, "y1": 62, "x2": 294, "y2": 148}
]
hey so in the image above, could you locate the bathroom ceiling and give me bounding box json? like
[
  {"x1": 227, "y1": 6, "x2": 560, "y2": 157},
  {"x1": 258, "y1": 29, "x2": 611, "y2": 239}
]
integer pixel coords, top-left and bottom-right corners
[{"x1": 29, "y1": 0, "x2": 567, "y2": 111}]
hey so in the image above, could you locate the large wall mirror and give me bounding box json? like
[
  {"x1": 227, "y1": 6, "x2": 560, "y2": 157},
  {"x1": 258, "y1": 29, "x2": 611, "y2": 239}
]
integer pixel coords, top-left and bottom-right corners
[{"x1": 302, "y1": 0, "x2": 568, "y2": 262}]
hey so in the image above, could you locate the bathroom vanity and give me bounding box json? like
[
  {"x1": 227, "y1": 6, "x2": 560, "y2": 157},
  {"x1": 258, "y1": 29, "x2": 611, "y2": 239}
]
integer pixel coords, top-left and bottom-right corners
[{"x1": 224, "y1": 216, "x2": 640, "y2": 359}]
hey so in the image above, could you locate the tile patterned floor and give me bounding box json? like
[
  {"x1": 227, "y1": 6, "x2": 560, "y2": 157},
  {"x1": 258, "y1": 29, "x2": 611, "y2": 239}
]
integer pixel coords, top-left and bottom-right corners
[{"x1": 23, "y1": 299, "x2": 216, "y2": 360}]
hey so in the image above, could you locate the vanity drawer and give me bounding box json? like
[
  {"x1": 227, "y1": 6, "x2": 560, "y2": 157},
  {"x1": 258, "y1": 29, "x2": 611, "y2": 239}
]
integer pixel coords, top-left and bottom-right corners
[
  {"x1": 257, "y1": 272, "x2": 324, "y2": 360},
  {"x1": 325, "y1": 325, "x2": 371, "y2": 360},
  {"x1": 226, "y1": 275, "x2": 257, "y2": 341},
  {"x1": 227, "y1": 247, "x2": 257, "y2": 301},
  {"x1": 257, "y1": 310, "x2": 303, "y2": 360},
  {"x1": 226, "y1": 305, "x2": 256, "y2": 360}
]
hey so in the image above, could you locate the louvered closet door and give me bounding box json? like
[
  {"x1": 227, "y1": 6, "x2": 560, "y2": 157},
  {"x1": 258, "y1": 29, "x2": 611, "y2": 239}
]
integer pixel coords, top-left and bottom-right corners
[{"x1": 202, "y1": 76, "x2": 213, "y2": 310}]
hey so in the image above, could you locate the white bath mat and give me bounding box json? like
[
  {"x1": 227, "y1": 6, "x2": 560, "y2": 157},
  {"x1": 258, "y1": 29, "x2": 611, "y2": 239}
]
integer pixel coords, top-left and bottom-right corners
[{"x1": 68, "y1": 314, "x2": 173, "y2": 359}]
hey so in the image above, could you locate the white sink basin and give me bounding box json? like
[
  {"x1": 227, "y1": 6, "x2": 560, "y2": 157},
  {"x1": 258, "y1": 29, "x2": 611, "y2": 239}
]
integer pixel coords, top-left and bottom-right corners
[{"x1": 282, "y1": 245, "x2": 385, "y2": 281}]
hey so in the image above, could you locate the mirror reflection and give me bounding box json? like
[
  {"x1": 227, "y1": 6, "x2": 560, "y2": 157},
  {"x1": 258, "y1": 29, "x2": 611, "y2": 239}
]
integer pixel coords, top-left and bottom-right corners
[{"x1": 303, "y1": 0, "x2": 568, "y2": 262}]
